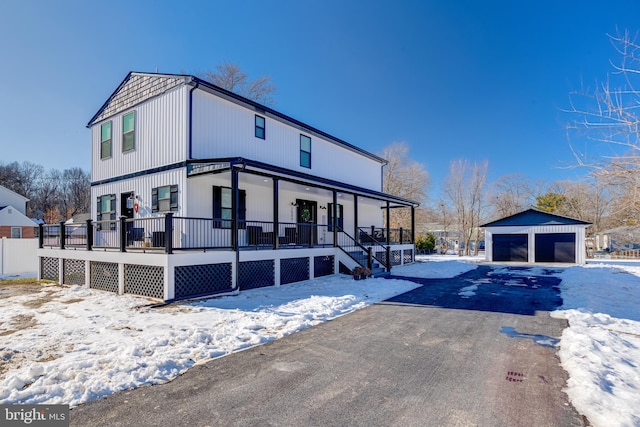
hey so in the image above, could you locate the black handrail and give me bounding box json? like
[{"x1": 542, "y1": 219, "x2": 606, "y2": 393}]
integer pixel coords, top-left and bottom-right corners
[{"x1": 336, "y1": 227, "x2": 389, "y2": 271}]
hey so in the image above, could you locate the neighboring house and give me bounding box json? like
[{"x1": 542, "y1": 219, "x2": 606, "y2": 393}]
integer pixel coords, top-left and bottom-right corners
[
  {"x1": 37, "y1": 72, "x2": 418, "y2": 301},
  {"x1": 0, "y1": 205, "x2": 36, "y2": 238},
  {"x1": 0, "y1": 185, "x2": 29, "y2": 216},
  {"x1": 417, "y1": 223, "x2": 461, "y2": 252},
  {"x1": 594, "y1": 226, "x2": 640, "y2": 253},
  {"x1": 482, "y1": 208, "x2": 590, "y2": 264},
  {"x1": 0, "y1": 185, "x2": 34, "y2": 238},
  {"x1": 65, "y1": 213, "x2": 92, "y2": 225}
]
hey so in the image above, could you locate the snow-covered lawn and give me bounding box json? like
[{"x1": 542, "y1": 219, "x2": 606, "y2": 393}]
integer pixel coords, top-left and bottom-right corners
[
  {"x1": 0, "y1": 270, "x2": 436, "y2": 407},
  {"x1": 1, "y1": 256, "x2": 639, "y2": 427},
  {"x1": 551, "y1": 263, "x2": 640, "y2": 427}
]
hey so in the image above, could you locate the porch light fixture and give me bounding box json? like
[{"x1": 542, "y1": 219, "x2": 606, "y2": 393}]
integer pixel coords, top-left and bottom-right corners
[
  {"x1": 126, "y1": 194, "x2": 137, "y2": 209},
  {"x1": 291, "y1": 202, "x2": 299, "y2": 207}
]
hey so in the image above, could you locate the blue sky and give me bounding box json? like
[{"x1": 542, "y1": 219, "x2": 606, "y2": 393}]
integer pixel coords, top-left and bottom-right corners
[{"x1": 1, "y1": 1, "x2": 639, "y2": 197}]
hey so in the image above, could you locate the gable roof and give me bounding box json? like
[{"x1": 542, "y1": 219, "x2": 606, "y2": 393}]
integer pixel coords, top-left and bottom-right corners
[
  {"x1": 87, "y1": 72, "x2": 388, "y2": 165},
  {"x1": 481, "y1": 208, "x2": 591, "y2": 228},
  {"x1": 0, "y1": 205, "x2": 37, "y2": 227},
  {"x1": 0, "y1": 185, "x2": 29, "y2": 203}
]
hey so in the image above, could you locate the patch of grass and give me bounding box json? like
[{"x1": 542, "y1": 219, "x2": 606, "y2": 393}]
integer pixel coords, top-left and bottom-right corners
[{"x1": 0, "y1": 278, "x2": 57, "y2": 286}]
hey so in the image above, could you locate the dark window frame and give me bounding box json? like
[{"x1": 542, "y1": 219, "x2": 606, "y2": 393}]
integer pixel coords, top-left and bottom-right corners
[
  {"x1": 300, "y1": 134, "x2": 311, "y2": 168},
  {"x1": 255, "y1": 115, "x2": 265, "y2": 139},
  {"x1": 213, "y1": 186, "x2": 246, "y2": 229},
  {"x1": 96, "y1": 194, "x2": 116, "y2": 230},
  {"x1": 100, "y1": 121, "x2": 112, "y2": 159},
  {"x1": 328, "y1": 203, "x2": 343, "y2": 232},
  {"x1": 152, "y1": 185, "x2": 178, "y2": 213},
  {"x1": 122, "y1": 111, "x2": 136, "y2": 153}
]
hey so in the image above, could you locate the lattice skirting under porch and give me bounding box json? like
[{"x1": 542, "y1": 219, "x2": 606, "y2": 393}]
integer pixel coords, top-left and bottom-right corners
[
  {"x1": 239, "y1": 260, "x2": 275, "y2": 290},
  {"x1": 403, "y1": 249, "x2": 414, "y2": 264},
  {"x1": 90, "y1": 261, "x2": 119, "y2": 293},
  {"x1": 175, "y1": 263, "x2": 233, "y2": 298},
  {"x1": 40, "y1": 257, "x2": 58, "y2": 282},
  {"x1": 63, "y1": 259, "x2": 85, "y2": 286},
  {"x1": 314, "y1": 255, "x2": 334, "y2": 278},
  {"x1": 281, "y1": 257, "x2": 310, "y2": 285},
  {"x1": 124, "y1": 264, "x2": 164, "y2": 299}
]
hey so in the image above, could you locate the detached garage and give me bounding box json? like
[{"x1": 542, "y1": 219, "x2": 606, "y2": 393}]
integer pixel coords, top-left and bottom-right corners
[{"x1": 482, "y1": 209, "x2": 590, "y2": 264}]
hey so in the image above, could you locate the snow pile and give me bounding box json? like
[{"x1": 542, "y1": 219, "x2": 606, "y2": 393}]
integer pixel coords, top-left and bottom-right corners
[
  {"x1": 552, "y1": 264, "x2": 640, "y2": 427},
  {"x1": 395, "y1": 255, "x2": 479, "y2": 278},
  {"x1": 0, "y1": 275, "x2": 421, "y2": 407}
]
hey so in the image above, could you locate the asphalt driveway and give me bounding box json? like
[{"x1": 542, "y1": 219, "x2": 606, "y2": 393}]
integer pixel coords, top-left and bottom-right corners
[{"x1": 70, "y1": 265, "x2": 586, "y2": 427}]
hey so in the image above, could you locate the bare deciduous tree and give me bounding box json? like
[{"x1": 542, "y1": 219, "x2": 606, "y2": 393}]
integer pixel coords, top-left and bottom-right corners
[
  {"x1": 443, "y1": 159, "x2": 488, "y2": 256},
  {"x1": 540, "y1": 180, "x2": 611, "y2": 233},
  {"x1": 381, "y1": 142, "x2": 430, "y2": 228},
  {"x1": 488, "y1": 173, "x2": 538, "y2": 220},
  {"x1": 566, "y1": 30, "x2": 640, "y2": 225},
  {"x1": 197, "y1": 63, "x2": 276, "y2": 105},
  {"x1": 59, "y1": 167, "x2": 91, "y2": 218},
  {"x1": 0, "y1": 161, "x2": 91, "y2": 222}
]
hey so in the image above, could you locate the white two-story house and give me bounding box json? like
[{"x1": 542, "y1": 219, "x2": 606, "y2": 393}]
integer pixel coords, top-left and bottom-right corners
[{"x1": 37, "y1": 72, "x2": 417, "y2": 301}]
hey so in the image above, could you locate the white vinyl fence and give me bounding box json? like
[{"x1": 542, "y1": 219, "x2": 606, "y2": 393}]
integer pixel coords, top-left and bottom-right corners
[{"x1": 0, "y1": 237, "x2": 38, "y2": 276}]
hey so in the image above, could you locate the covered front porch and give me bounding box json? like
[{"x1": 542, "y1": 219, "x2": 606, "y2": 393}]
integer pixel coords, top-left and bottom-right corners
[{"x1": 37, "y1": 158, "x2": 417, "y2": 301}]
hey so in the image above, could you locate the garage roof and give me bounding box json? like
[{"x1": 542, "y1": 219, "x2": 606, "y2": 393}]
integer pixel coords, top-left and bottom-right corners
[{"x1": 481, "y1": 208, "x2": 591, "y2": 227}]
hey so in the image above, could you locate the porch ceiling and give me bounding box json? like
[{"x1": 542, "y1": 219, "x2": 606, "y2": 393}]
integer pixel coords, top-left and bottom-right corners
[{"x1": 186, "y1": 158, "x2": 418, "y2": 208}]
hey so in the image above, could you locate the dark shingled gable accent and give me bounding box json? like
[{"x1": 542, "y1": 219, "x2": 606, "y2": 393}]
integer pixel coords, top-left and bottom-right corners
[{"x1": 481, "y1": 208, "x2": 591, "y2": 227}]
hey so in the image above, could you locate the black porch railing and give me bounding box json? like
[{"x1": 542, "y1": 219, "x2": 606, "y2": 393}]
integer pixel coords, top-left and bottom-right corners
[
  {"x1": 239, "y1": 220, "x2": 332, "y2": 249},
  {"x1": 358, "y1": 226, "x2": 413, "y2": 245},
  {"x1": 336, "y1": 228, "x2": 389, "y2": 271},
  {"x1": 39, "y1": 215, "x2": 412, "y2": 254}
]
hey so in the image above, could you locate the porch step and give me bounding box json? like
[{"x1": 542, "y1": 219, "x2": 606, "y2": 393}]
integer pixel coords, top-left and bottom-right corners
[
  {"x1": 372, "y1": 270, "x2": 390, "y2": 278},
  {"x1": 348, "y1": 251, "x2": 382, "y2": 268},
  {"x1": 371, "y1": 266, "x2": 386, "y2": 276}
]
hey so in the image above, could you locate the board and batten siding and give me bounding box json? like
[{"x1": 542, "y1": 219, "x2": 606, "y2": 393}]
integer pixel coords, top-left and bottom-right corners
[
  {"x1": 91, "y1": 86, "x2": 189, "y2": 183},
  {"x1": 91, "y1": 168, "x2": 186, "y2": 219},
  {"x1": 485, "y1": 224, "x2": 587, "y2": 264},
  {"x1": 190, "y1": 90, "x2": 384, "y2": 191}
]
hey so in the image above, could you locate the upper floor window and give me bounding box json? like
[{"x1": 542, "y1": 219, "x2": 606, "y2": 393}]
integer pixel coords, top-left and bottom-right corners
[
  {"x1": 152, "y1": 185, "x2": 178, "y2": 212},
  {"x1": 123, "y1": 111, "x2": 135, "y2": 152},
  {"x1": 255, "y1": 115, "x2": 265, "y2": 139},
  {"x1": 100, "y1": 121, "x2": 112, "y2": 159},
  {"x1": 300, "y1": 134, "x2": 311, "y2": 168}
]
